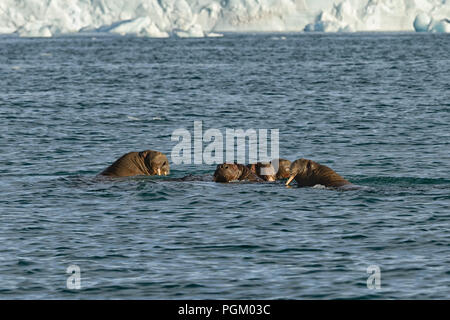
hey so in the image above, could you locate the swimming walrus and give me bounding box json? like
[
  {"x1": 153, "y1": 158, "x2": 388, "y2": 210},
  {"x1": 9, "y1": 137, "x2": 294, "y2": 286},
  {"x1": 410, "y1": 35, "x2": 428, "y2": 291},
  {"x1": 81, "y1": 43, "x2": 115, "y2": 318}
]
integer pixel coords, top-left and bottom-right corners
[
  {"x1": 246, "y1": 158, "x2": 292, "y2": 181},
  {"x1": 285, "y1": 158, "x2": 351, "y2": 188},
  {"x1": 273, "y1": 158, "x2": 291, "y2": 179},
  {"x1": 213, "y1": 163, "x2": 263, "y2": 183},
  {"x1": 247, "y1": 162, "x2": 276, "y2": 181},
  {"x1": 100, "y1": 150, "x2": 170, "y2": 177}
]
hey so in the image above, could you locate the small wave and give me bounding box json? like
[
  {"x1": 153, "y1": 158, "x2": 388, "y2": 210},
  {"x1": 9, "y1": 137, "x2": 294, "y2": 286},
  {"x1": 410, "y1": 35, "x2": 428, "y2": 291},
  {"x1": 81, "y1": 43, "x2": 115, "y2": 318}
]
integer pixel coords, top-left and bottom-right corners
[
  {"x1": 206, "y1": 32, "x2": 223, "y2": 38},
  {"x1": 127, "y1": 115, "x2": 141, "y2": 121},
  {"x1": 191, "y1": 244, "x2": 261, "y2": 251},
  {"x1": 270, "y1": 36, "x2": 287, "y2": 40},
  {"x1": 17, "y1": 259, "x2": 35, "y2": 266}
]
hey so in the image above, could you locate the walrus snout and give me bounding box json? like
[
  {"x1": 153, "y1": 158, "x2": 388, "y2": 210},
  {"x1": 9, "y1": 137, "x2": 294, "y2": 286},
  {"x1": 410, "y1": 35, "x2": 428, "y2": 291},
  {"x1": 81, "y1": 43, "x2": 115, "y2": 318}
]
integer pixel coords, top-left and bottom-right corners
[
  {"x1": 148, "y1": 156, "x2": 170, "y2": 176},
  {"x1": 213, "y1": 163, "x2": 239, "y2": 182},
  {"x1": 286, "y1": 159, "x2": 310, "y2": 186},
  {"x1": 274, "y1": 158, "x2": 291, "y2": 179},
  {"x1": 247, "y1": 162, "x2": 277, "y2": 181},
  {"x1": 156, "y1": 167, "x2": 170, "y2": 176},
  {"x1": 258, "y1": 163, "x2": 276, "y2": 181}
]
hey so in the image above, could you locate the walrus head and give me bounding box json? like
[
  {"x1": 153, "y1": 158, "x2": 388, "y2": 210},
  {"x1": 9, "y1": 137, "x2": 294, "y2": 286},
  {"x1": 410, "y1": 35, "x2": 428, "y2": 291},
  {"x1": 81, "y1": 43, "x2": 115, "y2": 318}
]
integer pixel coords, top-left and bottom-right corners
[
  {"x1": 140, "y1": 150, "x2": 170, "y2": 176},
  {"x1": 286, "y1": 158, "x2": 350, "y2": 187},
  {"x1": 285, "y1": 158, "x2": 316, "y2": 186},
  {"x1": 247, "y1": 162, "x2": 276, "y2": 181},
  {"x1": 213, "y1": 163, "x2": 242, "y2": 182},
  {"x1": 272, "y1": 158, "x2": 291, "y2": 179}
]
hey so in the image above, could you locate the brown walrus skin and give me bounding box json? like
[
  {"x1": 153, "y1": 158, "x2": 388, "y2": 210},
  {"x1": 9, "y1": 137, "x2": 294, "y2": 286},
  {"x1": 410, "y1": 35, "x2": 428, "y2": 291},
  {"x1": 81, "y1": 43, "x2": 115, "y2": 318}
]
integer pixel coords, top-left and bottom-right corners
[
  {"x1": 285, "y1": 158, "x2": 351, "y2": 188},
  {"x1": 246, "y1": 158, "x2": 292, "y2": 181},
  {"x1": 213, "y1": 163, "x2": 263, "y2": 183},
  {"x1": 273, "y1": 158, "x2": 291, "y2": 179},
  {"x1": 100, "y1": 150, "x2": 170, "y2": 177},
  {"x1": 247, "y1": 162, "x2": 276, "y2": 181}
]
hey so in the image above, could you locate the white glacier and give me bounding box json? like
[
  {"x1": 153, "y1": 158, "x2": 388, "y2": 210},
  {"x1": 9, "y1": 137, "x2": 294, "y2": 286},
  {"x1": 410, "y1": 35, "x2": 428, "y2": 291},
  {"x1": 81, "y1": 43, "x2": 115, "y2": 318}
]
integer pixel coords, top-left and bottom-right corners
[
  {"x1": 304, "y1": 0, "x2": 450, "y2": 33},
  {"x1": 0, "y1": 0, "x2": 448, "y2": 37}
]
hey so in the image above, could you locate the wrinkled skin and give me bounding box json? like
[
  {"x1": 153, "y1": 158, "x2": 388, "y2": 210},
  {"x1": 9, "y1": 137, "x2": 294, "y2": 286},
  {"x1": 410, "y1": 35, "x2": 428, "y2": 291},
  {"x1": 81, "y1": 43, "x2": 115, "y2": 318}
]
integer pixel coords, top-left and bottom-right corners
[
  {"x1": 247, "y1": 162, "x2": 276, "y2": 181},
  {"x1": 247, "y1": 159, "x2": 291, "y2": 181},
  {"x1": 273, "y1": 158, "x2": 291, "y2": 179},
  {"x1": 213, "y1": 163, "x2": 262, "y2": 183},
  {"x1": 285, "y1": 158, "x2": 351, "y2": 188},
  {"x1": 100, "y1": 150, "x2": 170, "y2": 177}
]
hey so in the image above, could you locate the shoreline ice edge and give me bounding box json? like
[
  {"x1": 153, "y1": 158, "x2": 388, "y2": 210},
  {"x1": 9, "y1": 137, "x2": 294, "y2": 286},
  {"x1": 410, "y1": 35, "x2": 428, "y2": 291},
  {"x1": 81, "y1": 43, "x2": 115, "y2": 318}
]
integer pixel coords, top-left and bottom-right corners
[{"x1": 0, "y1": 0, "x2": 448, "y2": 38}]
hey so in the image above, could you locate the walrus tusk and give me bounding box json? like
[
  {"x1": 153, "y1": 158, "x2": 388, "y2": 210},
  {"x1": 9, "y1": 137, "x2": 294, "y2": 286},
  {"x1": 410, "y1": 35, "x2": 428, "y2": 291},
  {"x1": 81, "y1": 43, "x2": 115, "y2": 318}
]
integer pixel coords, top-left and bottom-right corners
[
  {"x1": 285, "y1": 175, "x2": 295, "y2": 186},
  {"x1": 157, "y1": 168, "x2": 161, "y2": 175}
]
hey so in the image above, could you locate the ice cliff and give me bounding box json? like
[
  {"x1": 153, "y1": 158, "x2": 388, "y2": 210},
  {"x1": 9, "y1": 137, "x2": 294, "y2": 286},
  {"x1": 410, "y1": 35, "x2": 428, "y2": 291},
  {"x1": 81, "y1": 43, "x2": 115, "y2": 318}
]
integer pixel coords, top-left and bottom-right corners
[{"x1": 0, "y1": 0, "x2": 448, "y2": 37}]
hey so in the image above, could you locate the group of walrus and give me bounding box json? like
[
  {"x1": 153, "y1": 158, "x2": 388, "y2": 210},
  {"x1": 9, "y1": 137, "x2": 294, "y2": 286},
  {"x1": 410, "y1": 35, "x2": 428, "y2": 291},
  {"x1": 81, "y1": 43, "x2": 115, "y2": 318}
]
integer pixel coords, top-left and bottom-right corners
[{"x1": 99, "y1": 150, "x2": 352, "y2": 188}]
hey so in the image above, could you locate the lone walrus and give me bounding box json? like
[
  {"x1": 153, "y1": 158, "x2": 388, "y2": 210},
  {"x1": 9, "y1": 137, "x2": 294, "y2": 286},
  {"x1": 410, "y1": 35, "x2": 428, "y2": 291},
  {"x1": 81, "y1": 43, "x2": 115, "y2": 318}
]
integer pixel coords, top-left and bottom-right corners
[
  {"x1": 100, "y1": 150, "x2": 170, "y2": 177},
  {"x1": 213, "y1": 163, "x2": 262, "y2": 183},
  {"x1": 285, "y1": 158, "x2": 351, "y2": 188}
]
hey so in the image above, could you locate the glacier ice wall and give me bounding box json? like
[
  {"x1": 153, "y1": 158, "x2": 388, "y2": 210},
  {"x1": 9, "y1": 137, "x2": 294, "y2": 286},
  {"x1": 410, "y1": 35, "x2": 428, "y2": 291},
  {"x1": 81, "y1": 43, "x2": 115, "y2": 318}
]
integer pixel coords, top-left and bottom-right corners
[
  {"x1": 304, "y1": 0, "x2": 450, "y2": 33},
  {"x1": 0, "y1": 0, "x2": 448, "y2": 37}
]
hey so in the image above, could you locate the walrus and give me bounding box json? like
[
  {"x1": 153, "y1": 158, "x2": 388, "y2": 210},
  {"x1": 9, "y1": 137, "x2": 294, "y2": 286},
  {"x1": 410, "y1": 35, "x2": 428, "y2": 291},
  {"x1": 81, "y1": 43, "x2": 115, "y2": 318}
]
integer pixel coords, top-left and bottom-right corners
[
  {"x1": 246, "y1": 158, "x2": 291, "y2": 181},
  {"x1": 247, "y1": 162, "x2": 276, "y2": 181},
  {"x1": 272, "y1": 158, "x2": 291, "y2": 179},
  {"x1": 285, "y1": 158, "x2": 351, "y2": 188},
  {"x1": 100, "y1": 150, "x2": 170, "y2": 177},
  {"x1": 213, "y1": 163, "x2": 263, "y2": 183}
]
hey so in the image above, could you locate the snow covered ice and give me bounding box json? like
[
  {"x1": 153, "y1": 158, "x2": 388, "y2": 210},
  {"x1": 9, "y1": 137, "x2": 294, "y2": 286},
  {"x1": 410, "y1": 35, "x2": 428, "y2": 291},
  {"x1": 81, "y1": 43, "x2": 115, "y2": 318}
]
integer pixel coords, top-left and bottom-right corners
[
  {"x1": 303, "y1": 0, "x2": 450, "y2": 32},
  {"x1": 0, "y1": 0, "x2": 448, "y2": 37}
]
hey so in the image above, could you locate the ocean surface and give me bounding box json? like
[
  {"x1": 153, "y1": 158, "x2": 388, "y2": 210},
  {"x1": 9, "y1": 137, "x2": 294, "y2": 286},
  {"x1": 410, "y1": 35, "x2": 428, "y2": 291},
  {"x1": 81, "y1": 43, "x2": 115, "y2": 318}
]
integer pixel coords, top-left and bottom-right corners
[{"x1": 0, "y1": 33, "x2": 449, "y2": 299}]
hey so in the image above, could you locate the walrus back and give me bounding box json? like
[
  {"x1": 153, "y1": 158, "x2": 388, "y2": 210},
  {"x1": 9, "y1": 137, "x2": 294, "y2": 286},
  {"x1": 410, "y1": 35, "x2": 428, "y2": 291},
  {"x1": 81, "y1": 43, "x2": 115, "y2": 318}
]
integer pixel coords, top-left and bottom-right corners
[
  {"x1": 313, "y1": 164, "x2": 351, "y2": 187},
  {"x1": 100, "y1": 152, "x2": 145, "y2": 177}
]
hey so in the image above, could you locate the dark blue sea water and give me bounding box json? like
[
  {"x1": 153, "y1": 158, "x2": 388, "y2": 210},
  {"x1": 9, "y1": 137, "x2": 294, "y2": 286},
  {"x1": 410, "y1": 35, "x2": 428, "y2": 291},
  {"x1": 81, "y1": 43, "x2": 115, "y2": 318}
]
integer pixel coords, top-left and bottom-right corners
[{"x1": 0, "y1": 33, "x2": 449, "y2": 299}]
